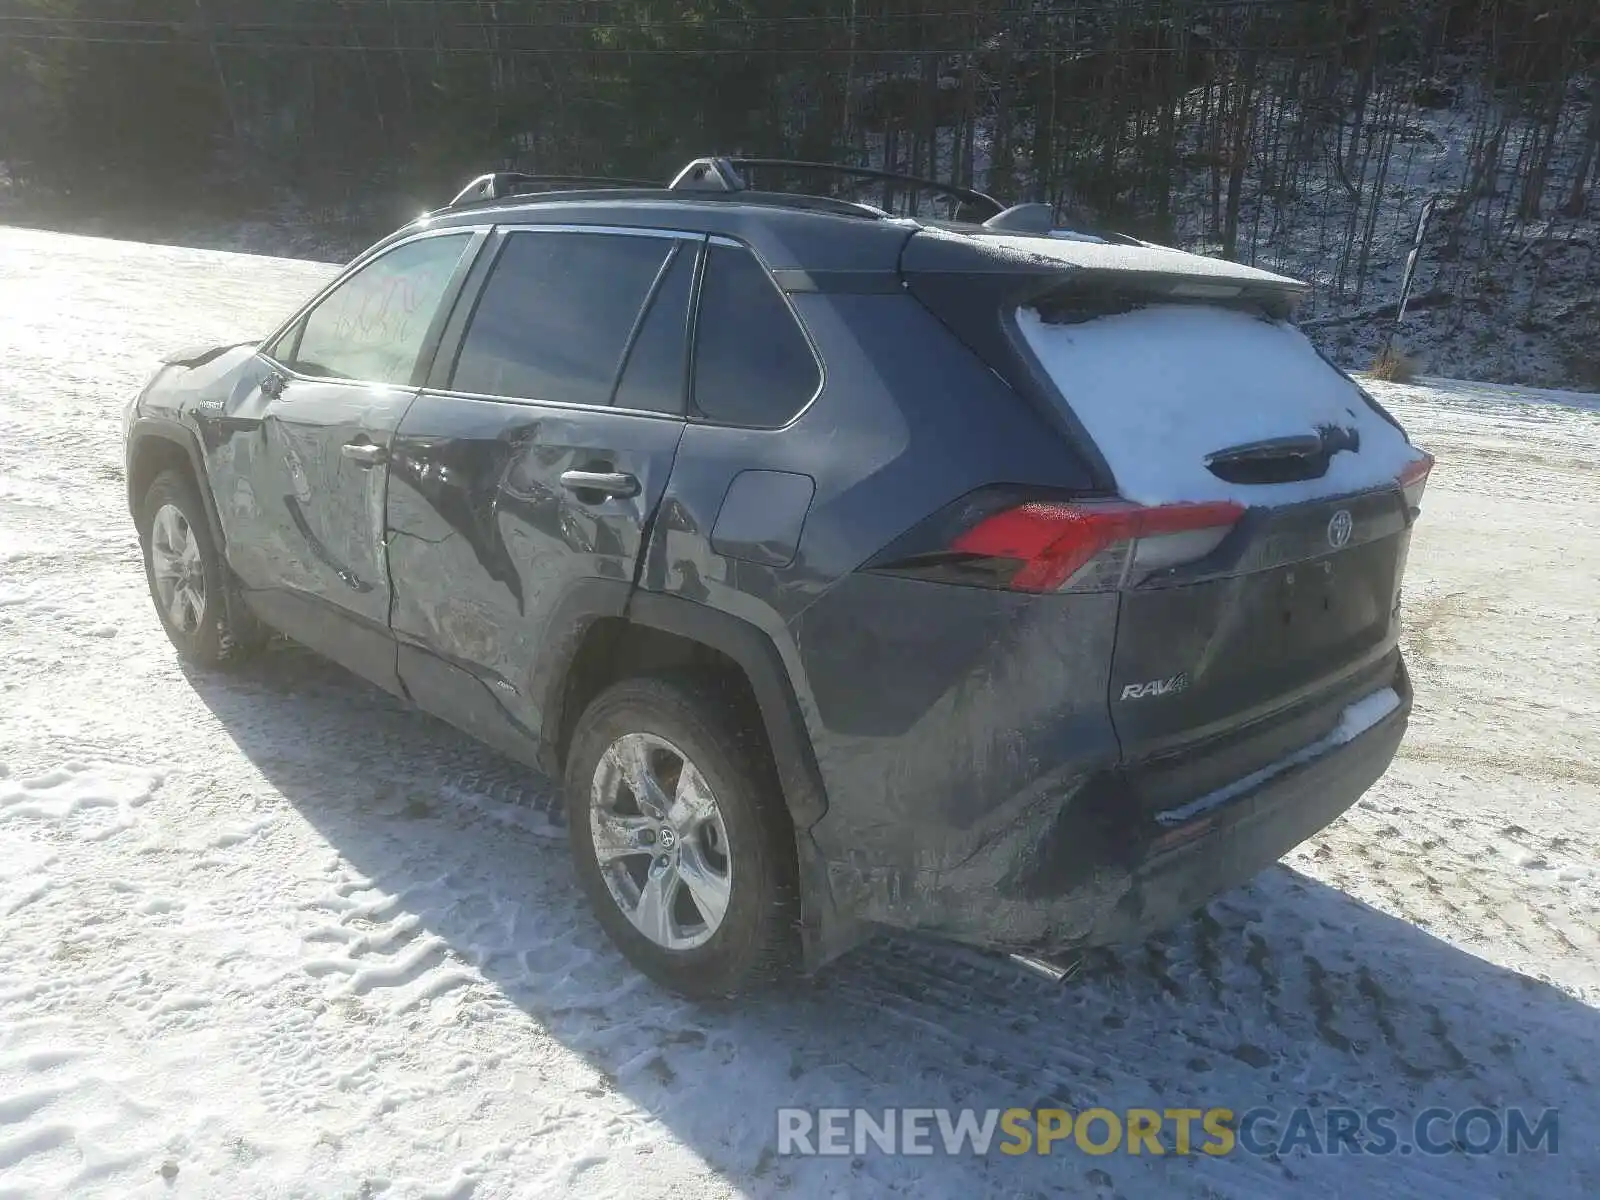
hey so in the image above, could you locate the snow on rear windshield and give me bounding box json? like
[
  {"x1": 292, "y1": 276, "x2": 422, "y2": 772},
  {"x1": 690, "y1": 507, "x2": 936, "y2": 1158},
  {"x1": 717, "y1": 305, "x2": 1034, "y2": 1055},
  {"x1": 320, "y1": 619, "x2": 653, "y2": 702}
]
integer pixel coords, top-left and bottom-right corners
[{"x1": 1016, "y1": 304, "x2": 1424, "y2": 506}]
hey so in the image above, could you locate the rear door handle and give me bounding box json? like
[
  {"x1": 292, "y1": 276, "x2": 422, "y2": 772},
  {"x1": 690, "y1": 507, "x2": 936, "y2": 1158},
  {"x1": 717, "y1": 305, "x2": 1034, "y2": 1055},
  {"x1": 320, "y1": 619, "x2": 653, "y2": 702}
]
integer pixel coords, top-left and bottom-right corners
[
  {"x1": 341, "y1": 442, "x2": 387, "y2": 467},
  {"x1": 560, "y1": 470, "x2": 640, "y2": 499}
]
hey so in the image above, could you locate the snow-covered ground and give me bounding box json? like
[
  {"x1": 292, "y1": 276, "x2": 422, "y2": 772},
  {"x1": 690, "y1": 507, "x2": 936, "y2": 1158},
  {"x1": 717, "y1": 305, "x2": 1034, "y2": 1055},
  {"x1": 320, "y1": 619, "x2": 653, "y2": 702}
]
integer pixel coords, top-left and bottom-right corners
[{"x1": 1, "y1": 226, "x2": 1597, "y2": 1199}]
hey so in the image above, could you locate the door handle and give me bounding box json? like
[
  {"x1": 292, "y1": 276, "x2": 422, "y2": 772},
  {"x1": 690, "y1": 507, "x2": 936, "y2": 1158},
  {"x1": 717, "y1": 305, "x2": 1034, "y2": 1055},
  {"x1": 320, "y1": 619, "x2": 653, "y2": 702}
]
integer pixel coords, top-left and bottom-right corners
[
  {"x1": 560, "y1": 470, "x2": 640, "y2": 499},
  {"x1": 341, "y1": 442, "x2": 387, "y2": 467}
]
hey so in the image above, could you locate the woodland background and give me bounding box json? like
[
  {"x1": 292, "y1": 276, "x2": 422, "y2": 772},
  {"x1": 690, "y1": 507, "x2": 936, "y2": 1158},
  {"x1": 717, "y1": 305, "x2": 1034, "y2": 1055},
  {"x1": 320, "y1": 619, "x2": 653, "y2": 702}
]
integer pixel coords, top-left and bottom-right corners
[{"x1": 2, "y1": 0, "x2": 1597, "y2": 385}]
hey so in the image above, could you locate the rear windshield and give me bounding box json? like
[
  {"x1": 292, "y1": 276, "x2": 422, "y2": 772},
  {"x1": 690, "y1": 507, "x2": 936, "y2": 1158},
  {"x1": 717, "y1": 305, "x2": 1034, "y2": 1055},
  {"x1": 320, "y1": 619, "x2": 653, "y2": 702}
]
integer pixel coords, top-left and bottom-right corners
[{"x1": 1016, "y1": 303, "x2": 1418, "y2": 507}]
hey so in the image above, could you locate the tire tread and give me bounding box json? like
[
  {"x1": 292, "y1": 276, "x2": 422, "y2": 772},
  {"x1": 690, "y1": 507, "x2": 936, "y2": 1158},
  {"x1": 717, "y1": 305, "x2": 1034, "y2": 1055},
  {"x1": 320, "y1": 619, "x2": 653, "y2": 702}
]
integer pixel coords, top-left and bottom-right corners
[
  {"x1": 139, "y1": 468, "x2": 266, "y2": 667},
  {"x1": 564, "y1": 670, "x2": 800, "y2": 998}
]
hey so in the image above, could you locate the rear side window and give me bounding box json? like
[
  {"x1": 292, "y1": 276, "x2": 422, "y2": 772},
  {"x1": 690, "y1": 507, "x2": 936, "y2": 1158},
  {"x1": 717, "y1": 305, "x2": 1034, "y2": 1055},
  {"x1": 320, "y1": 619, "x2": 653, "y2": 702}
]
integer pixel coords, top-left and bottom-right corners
[
  {"x1": 288, "y1": 233, "x2": 471, "y2": 384},
  {"x1": 613, "y1": 242, "x2": 697, "y2": 414},
  {"x1": 452, "y1": 230, "x2": 673, "y2": 406},
  {"x1": 692, "y1": 243, "x2": 819, "y2": 427}
]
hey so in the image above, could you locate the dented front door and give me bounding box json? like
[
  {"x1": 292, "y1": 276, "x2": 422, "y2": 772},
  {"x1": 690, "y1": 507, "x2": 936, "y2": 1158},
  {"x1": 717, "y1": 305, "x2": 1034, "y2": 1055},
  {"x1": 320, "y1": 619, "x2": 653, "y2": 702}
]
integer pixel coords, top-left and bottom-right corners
[
  {"x1": 207, "y1": 229, "x2": 480, "y2": 692},
  {"x1": 265, "y1": 375, "x2": 411, "y2": 625},
  {"x1": 219, "y1": 370, "x2": 417, "y2": 691}
]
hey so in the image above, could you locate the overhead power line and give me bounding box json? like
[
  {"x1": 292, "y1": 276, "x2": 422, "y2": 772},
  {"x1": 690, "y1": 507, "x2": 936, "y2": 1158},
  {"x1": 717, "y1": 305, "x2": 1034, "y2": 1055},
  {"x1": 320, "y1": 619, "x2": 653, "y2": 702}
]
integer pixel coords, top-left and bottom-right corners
[{"x1": 0, "y1": 27, "x2": 1571, "y2": 54}]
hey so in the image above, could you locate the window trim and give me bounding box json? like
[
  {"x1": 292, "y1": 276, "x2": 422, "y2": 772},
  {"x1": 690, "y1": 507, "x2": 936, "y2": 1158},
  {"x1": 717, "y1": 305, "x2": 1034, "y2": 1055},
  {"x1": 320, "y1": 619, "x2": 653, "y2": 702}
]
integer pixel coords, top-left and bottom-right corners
[
  {"x1": 429, "y1": 224, "x2": 706, "y2": 417},
  {"x1": 608, "y1": 243, "x2": 683, "y2": 405},
  {"x1": 258, "y1": 226, "x2": 489, "y2": 389},
  {"x1": 687, "y1": 235, "x2": 826, "y2": 431},
  {"x1": 606, "y1": 238, "x2": 707, "y2": 416}
]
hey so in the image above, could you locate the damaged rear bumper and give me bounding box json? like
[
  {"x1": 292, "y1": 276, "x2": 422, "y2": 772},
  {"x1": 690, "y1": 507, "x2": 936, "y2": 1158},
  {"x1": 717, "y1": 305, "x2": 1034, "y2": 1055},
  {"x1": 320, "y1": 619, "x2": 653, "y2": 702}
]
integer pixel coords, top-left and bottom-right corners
[{"x1": 822, "y1": 671, "x2": 1410, "y2": 958}]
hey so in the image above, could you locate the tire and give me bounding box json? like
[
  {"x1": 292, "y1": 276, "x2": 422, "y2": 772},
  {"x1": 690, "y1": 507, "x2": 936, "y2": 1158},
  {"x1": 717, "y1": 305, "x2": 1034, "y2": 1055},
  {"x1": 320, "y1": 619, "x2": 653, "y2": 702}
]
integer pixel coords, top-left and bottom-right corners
[
  {"x1": 564, "y1": 673, "x2": 800, "y2": 998},
  {"x1": 138, "y1": 468, "x2": 266, "y2": 666}
]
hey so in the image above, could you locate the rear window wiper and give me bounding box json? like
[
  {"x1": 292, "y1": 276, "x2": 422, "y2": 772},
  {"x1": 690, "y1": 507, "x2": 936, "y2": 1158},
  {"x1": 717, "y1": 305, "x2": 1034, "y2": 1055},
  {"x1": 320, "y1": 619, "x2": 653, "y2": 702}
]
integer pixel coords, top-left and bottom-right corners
[{"x1": 1205, "y1": 426, "x2": 1360, "y2": 485}]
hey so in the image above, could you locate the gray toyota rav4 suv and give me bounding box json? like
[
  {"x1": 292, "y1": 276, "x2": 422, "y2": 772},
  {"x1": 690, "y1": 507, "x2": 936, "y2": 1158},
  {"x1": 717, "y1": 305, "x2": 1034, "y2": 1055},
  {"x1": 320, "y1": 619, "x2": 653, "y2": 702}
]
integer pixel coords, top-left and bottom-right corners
[{"x1": 124, "y1": 157, "x2": 1432, "y2": 996}]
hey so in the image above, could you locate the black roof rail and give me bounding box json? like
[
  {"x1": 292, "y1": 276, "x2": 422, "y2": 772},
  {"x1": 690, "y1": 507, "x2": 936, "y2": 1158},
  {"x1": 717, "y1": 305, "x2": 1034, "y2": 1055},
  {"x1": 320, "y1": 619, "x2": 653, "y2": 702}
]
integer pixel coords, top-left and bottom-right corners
[
  {"x1": 666, "y1": 157, "x2": 746, "y2": 196},
  {"x1": 982, "y1": 202, "x2": 1056, "y2": 234},
  {"x1": 443, "y1": 157, "x2": 1005, "y2": 219},
  {"x1": 669, "y1": 157, "x2": 1004, "y2": 219},
  {"x1": 447, "y1": 171, "x2": 660, "y2": 209}
]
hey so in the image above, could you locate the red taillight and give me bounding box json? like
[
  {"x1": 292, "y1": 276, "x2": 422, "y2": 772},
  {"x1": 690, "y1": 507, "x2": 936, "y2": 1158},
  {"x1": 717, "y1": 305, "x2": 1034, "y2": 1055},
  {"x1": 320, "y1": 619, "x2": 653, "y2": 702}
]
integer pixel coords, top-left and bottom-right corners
[
  {"x1": 1399, "y1": 453, "x2": 1434, "y2": 511},
  {"x1": 950, "y1": 499, "x2": 1244, "y2": 593}
]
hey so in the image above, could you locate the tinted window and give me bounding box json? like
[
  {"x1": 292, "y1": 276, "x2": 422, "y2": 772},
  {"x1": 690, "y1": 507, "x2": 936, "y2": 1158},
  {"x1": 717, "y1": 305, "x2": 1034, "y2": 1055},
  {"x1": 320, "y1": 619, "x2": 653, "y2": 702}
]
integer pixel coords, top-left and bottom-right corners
[
  {"x1": 692, "y1": 244, "x2": 819, "y2": 427},
  {"x1": 452, "y1": 230, "x2": 672, "y2": 405},
  {"x1": 290, "y1": 234, "x2": 470, "y2": 384},
  {"x1": 263, "y1": 322, "x2": 300, "y2": 366},
  {"x1": 612, "y1": 242, "x2": 696, "y2": 414}
]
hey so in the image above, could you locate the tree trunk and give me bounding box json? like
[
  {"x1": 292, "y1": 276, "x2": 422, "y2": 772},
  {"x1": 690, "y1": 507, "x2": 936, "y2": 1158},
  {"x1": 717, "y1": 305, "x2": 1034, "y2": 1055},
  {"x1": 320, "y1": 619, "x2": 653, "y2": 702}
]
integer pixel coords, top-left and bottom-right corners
[
  {"x1": 1030, "y1": 63, "x2": 1055, "y2": 204},
  {"x1": 1563, "y1": 89, "x2": 1600, "y2": 216},
  {"x1": 193, "y1": 0, "x2": 240, "y2": 143},
  {"x1": 911, "y1": 51, "x2": 938, "y2": 207},
  {"x1": 990, "y1": 47, "x2": 1014, "y2": 200},
  {"x1": 1222, "y1": 48, "x2": 1260, "y2": 260}
]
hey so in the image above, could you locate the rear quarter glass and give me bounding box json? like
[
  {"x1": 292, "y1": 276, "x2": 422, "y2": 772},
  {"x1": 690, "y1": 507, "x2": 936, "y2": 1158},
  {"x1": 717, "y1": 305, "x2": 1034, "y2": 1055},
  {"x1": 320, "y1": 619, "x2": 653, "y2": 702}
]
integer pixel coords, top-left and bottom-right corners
[
  {"x1": 692, "y1": 242, "x2": 820, "y2": 428},
  {"x1": 1015, "y1": 304, "x2": 1426, "y2": 506}
]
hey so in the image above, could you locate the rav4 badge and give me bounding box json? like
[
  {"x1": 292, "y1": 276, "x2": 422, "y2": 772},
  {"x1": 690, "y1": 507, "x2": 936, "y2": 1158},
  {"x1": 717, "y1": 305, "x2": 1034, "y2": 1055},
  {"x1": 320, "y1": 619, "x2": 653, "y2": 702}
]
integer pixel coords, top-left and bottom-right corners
[{"x1": 1121, "y1": 673, "x2": 1191, "y2": 701}]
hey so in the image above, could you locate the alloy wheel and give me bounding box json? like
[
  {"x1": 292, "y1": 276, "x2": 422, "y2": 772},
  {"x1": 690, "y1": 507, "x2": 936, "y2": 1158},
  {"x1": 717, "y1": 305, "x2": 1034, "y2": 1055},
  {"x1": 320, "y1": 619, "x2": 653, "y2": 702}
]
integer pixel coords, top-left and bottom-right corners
[
  {"x1": 589, "y1": 731, "x2": 733, "y2": 951},
  {"x1": 149, "y1": 503, "x2": 206, "y2": 635}
]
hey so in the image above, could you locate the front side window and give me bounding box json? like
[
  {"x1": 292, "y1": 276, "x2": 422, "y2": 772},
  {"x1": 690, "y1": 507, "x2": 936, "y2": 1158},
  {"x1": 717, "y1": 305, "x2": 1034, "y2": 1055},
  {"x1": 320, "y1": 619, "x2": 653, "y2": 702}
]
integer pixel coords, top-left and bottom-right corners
[
  {"x1": 262, "y1": 321, "x2": 299, "y2": 366},
  {"x1": 287, "y1": 233, "x2": 471, "y2": 385},
  {"x1": 691, "y1": 243, "x2": 820, "y2": 427},
  {"x1": 451, "y1": 230, "x2": 676, "y2": 406}
]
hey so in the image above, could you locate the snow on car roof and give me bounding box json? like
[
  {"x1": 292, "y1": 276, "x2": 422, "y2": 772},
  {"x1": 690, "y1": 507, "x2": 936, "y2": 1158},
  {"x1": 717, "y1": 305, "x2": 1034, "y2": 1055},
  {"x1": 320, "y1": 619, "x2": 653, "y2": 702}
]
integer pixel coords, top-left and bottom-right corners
[{"x1": 977, "y1": 231, "x2": 1308, "y2": 290}]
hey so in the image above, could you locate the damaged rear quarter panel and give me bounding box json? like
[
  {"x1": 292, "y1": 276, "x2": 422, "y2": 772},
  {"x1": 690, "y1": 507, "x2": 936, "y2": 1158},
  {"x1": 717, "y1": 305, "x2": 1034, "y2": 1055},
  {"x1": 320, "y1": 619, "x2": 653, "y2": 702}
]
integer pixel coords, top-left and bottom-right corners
[{"x1": 794, "y1": 572, "x2": 1129, "y2": 946}]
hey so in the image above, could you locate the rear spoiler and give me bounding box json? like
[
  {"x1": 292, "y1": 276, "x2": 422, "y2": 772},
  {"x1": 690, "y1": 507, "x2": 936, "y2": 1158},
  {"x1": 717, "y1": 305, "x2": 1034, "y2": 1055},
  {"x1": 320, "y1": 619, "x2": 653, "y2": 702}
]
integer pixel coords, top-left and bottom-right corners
[{"x1": 900, "y1": 226, "x2": 1307, "y2": 318}]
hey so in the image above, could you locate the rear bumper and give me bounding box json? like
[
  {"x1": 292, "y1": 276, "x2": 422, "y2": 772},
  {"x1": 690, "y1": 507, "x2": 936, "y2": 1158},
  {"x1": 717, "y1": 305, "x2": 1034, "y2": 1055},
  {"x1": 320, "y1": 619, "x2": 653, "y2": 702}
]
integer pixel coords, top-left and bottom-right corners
[
  {"x1": 1077, "y1": 694, "x2": 1405, "y2": 950},
  {"x1": 825, "y1": 666, "x2": 1409, "y2": 957}
]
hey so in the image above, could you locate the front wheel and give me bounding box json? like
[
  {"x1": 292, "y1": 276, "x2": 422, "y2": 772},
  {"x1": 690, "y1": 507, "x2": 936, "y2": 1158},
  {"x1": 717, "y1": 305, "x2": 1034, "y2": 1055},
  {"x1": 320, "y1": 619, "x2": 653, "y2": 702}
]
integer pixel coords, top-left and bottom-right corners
[
  {"x1": 138, "y1": 469, "x2": 265, "y2": 666},
  {"x1": 564, "y1": 674, "x2": 799, "y2": 998}
]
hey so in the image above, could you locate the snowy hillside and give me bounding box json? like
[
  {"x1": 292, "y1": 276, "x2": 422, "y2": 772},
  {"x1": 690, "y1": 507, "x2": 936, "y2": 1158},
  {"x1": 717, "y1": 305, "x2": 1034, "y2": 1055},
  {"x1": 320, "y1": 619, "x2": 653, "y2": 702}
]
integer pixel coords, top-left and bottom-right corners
[
  {"x1": 1177, "y1": 78, "x2": 1600, "y2": 391},
  {"x1": 1, "y1": 227, "x2": 1597, "y2": 1199}
]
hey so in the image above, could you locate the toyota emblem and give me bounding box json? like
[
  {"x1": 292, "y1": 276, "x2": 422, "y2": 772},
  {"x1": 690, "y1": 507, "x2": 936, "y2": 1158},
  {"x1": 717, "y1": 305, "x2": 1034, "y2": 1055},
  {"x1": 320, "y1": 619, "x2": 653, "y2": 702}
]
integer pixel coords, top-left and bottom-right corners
[{"x1": 1327, "y1": 509, "x2": 1353, "y2": 549}]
